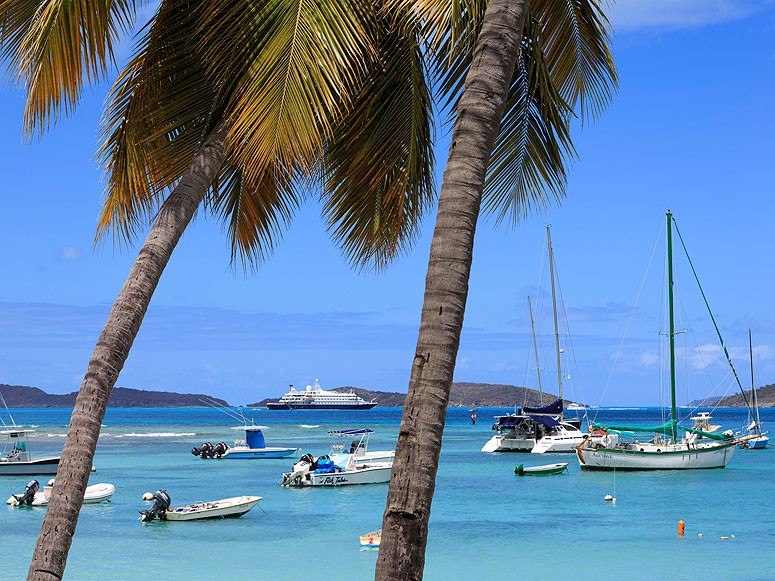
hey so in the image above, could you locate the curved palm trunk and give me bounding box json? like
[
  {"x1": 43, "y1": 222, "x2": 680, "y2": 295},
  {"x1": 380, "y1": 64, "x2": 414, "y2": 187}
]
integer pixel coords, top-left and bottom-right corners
[
  {"x1": 27, "y1": 127, "x2": 227, "y2": 581},
  {"x1": 375, "y1": 1, "x2": 527, "y2": 579}
]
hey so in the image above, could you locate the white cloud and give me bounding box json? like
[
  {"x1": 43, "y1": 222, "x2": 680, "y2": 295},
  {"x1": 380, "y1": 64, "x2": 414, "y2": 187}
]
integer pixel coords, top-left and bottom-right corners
[
  {"x1": 58, "y1": 246, "x2": 83, "y2": 261},
  {"x1": 608, "y1": 0, "x2": 772, "y2": 31}
]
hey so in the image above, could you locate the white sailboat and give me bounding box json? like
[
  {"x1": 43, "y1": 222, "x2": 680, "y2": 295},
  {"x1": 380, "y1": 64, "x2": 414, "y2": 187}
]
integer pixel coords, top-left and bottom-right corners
[
  {"x1": 576, "y1": 212, "x2": 749, "y2": 470},
  {"x1": 740, "y1": 330, "x2": 768, "y2": 449}
]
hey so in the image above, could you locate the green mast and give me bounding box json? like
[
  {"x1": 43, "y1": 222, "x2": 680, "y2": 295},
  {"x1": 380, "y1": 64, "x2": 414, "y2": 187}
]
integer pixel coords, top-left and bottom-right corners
[{"x1": 666, "y1": 211, "x2": 678, "y2": 441}]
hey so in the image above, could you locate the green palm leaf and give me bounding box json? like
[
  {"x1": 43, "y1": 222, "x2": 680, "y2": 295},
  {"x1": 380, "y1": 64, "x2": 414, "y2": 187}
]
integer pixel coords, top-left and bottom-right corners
[
  {"x1": 323, "y1": 15, "x2": 434, "y2": 270},
  {"x1": 0, "y1": 0, "x2": 137, "y2": 135}
]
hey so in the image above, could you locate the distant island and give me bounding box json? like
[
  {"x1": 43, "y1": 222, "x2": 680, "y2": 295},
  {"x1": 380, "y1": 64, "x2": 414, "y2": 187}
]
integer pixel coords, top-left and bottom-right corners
[
  {"x1": 0, "y1": 384, "x2": 228, "y2": 408},
  {"x1": 249, "y1": 382, "x2": 581, "y2": 408},
  {"x1": 697, "y1": 384, "x2": 775, "y2": 408}
]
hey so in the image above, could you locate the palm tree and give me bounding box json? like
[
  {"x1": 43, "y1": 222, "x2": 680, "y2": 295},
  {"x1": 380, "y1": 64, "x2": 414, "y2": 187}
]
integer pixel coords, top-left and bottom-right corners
[
  {"x1": 1, "y1": 1, "x2": 433, "y2": 579},
  {"x1": 375, "y1": 1, "x2": 616, "y2": 579}
]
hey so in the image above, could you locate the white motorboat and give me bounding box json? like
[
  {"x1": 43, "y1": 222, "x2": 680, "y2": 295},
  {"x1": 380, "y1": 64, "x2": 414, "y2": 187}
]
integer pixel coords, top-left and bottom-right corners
[
  {"x1": 577, "y1": 212, "x2": 748, "y2": 471},
  {"x1": 7, "y1": 479, "x2": 114, "y2": 506},
  {"x1": 0, "y1": 398, "x2": 60, "y2": 476},
  {"x1": 326, "y1": 429, "x2": 394, "y2": 467},
  {"x1": 192, "y1": 426, "x2": 299, "y2": 460},
  {"x1": 280, "y1": 430, "x2": 393, "y2": 487},
  {"x1": 140, "y1": 490, "x2": 261, "y2": 522}
]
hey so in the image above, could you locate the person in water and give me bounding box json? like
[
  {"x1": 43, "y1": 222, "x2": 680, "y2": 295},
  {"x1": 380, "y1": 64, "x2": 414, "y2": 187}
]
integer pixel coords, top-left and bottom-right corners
[{"x1": 470, "y1": 409, "x2": 477, "y2": 425}]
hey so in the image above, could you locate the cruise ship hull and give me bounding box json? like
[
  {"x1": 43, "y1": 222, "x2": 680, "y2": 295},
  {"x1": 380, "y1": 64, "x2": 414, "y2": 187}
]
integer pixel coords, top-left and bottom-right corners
[{"x1": 266, "y1": 402, "x2": 377, "y2": 410}]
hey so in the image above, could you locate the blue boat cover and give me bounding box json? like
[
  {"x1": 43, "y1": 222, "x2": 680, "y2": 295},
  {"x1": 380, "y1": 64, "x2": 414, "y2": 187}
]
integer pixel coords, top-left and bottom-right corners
[
  {"x1": 327, "y1": 429, "x2": 374, "y2": 436},
  {"x1": 523, "y1": 398, "x2": 563, "y2": 415},
  {"x1": 494, "y1": 415, "x2": 526, "y2": 429},
  {"x1": 528, "y1": 414, "x2": 561, "y2": 428},
  {"x1": 245, "y1": 429, "x2": 266, "y2": 449},
  {"x1": 313, "y1": 459, "x2": 337, "y2": 474}
]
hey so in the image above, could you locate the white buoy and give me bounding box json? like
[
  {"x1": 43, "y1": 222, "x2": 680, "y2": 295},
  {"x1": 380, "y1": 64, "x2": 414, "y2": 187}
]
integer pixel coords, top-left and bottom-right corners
[
  {"x1": 698, "y1": 533, "x2": 704, "y2": 538},
  {"x1": 720, "y1": 536, "x2": 729, "y2": 541},
  {"x1": 730, "y1": 534, "x2": 735, "y2": 539},
  {"x1": 604, "y1": 494, "x2": 614, "y2": 502}
]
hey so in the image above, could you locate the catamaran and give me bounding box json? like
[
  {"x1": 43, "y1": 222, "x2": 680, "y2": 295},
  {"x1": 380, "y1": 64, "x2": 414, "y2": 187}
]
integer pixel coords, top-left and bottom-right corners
[
  {"x1": 481, "y1": 227, "x2": 587, "y2": 454},
  {"x1": 576, "y1": 212, "x2": 750, "y2": 470}
]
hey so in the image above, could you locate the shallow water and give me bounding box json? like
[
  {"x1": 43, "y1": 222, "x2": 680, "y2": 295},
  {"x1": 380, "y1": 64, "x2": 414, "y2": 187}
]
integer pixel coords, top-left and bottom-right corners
[{"x1": 1, "y1": 407, "x2": 773, "y2": 580}]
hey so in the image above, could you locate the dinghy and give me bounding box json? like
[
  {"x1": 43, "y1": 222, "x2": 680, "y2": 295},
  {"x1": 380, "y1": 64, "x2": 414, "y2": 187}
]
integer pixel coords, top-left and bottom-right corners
[
  {"x1": 360, "y1": 529, "x2": 382, "y2": 548},
  {"x1": 139, "y1": 490, "x2": 261, "y2": 522},
  {"x1": 514, "y1": 462, "x2": 568, "y2": 476},
  {"x1": 7, "y1": 479, "x2": 115, "y2": 506}
]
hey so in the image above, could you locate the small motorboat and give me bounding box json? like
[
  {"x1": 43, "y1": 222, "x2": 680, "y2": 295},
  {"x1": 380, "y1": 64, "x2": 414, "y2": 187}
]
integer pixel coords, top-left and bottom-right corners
[
  {"x1": 514, "y1": 462, "x2": 568, "y2": 476},
  {"x1": 0, "y1": 429, "x2": 60, "y2": 476},
  {"x1": 7, "y1": 479, "x2": 115, "y2": 506},
  {"x1": 280, "y1": 452, "x2": 392, "y2": 487},
  {"x1": 360, "y1": 529, "x2": 382, "y2": 548},
  {"x1": 139, "y1": 490, "x2": 262, "y2": 522},
  {"x1": 192, "y1": 426, "x2": 299, "y2": 460}
]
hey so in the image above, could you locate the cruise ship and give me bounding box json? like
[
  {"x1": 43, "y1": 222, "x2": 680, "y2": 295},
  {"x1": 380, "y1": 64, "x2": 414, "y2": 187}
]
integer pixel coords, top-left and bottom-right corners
[{"x1": 266, "y1": 379, "x2": 378, "y2": 410}]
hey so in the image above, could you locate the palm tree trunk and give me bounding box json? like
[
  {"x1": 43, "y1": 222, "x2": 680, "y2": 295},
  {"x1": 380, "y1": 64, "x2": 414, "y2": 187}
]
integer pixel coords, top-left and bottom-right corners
[
  {"x1": 27, "y1": 127, "x2": 227, "y2": 581},
  {"x1": 375, "y1": 1, "x2": 527, "y2": 579}
]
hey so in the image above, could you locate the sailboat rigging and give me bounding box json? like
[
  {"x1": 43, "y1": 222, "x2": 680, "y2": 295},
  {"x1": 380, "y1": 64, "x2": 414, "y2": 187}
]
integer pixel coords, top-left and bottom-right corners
[{"x1": 576, "y1": 211, "x2": 754, "y2": 470}]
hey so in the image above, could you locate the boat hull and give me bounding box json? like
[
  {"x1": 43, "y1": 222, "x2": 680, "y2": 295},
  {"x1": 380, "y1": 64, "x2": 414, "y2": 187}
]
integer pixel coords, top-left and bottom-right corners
[
  {"x1": 266, "y1": 403, "x2": 377, "y2": 410},
  {"x1": 283, "y1": 464, "x2": 392, "y2": 487},
  {"x1": 741, "y1": 436, "x2": 769, "y2": 449},
  {"x1": 481, "y1": 434, "x2": 536, "y2": 453},
  {"x1": 515, "y1": 462, "x2": 568, "y2": 476},
  {"x1": 162, "y1": 496, "x2": 262, "y2": 521},
  {"x1": 576, "y1": 441, "x2": 737, "y2": 470},
  {"x1": 0, "y1": 457, "x2": 60, "y2": 476},
  {"x1": 531, "y1": 434, "x2": 586, "y2": 454},
  {"x1": 221, "y1": 447, "x2": 299, "y2": 459}
]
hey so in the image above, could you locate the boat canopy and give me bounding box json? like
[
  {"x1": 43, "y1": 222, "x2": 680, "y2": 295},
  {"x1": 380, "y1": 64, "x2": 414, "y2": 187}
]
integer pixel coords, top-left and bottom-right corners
[
  {"x1": 523, "y1": 399, "x2": 563, "y2": 415},
  {"x1": 327, "y1": 429, "x2": 374, "y2": 436},
  {"x1": 528, "y1": 414, "x2": 561, "y2": 428},
  {"x1": 245, "y1": 429, "x2": 266, "y2": 449},
  {"x1": 591, "y1": 420, "x2": 731, "y2": 441},
  {"x1": 493, "y1": 416, "x2": 527, "y2": 429}
]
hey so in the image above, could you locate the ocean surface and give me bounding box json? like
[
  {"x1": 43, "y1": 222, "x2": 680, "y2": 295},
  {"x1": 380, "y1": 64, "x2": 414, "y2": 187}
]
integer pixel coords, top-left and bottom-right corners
[{"x1": 1, "y1": 406, "x2": 773, "y2": 580}]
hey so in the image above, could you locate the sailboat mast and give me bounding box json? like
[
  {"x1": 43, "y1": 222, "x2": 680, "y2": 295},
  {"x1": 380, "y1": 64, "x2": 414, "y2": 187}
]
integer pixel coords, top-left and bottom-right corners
[
  {"x1": 547, "y1": 226, "x2": 563, "y2": 406},
  {"x1": 666, "y1": 211, "x2": 678, "y2": 441},
  {"x1": 749, "y1": 329, "x2": 761, "y2": 431},
  {"x1": 528, "y1": 296, "x2": 544, "y2": 404}
]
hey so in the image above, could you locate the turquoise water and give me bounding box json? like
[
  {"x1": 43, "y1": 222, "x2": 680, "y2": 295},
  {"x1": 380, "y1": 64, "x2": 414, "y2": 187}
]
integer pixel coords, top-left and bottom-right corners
[{"x1": 1, "y1": 407, "x2": 773, "y2": 580}]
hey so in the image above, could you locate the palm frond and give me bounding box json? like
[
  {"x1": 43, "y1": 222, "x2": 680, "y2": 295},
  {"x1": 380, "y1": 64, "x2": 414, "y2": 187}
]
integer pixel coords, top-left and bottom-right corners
[
  {"x1": 196, "y1": 0, "x2": 374, "y2": 185},
  {"x1": 96, "y1": 0, "x2": 219, "y2": 242},
  {"x1": 531, "y1": 0, "x2": 617, "y2": 120},
  {"x1": 0, "y1": 0, "x2": 138, "y2": 135},
  {"x1": 209, "y1": 163, "x2": 302, "y2": 268},
  {"x1": 323, "y1": 15, "x2": 435, "y2": 271},
  {"x1": 483, "y1": 15, "x2": 574, "y2": 225}
]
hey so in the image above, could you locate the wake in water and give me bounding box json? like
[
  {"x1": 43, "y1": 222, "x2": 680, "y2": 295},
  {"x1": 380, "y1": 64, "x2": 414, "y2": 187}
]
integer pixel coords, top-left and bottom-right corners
[
  {"x1": 113, "y1": 432, "x2": 196, "y2": 438},
  {"x1": 299, "y1": 424, "x2": 320, "y2": 429}
]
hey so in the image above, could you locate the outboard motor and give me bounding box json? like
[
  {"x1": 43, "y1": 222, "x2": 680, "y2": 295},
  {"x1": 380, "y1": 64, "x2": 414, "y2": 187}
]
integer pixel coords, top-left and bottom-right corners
[
  {"x1": 191, "y1": 442, "x2": 214, "y2": 458},
  {"x1": 14, "y1": 480, "x2": 40, "y2": 506},
  {"x1": 212, "y1": 442, "x2": 229, "y2": 458},
  {"x1": 139, "y1": 490, "x2": 171, "y2": 522},
  {"x1": 282, "y1": 454, "x2": 314, "y2": 487}
]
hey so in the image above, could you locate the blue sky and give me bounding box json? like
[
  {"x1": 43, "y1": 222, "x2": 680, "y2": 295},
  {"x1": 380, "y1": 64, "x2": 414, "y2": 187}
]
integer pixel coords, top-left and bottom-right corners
[{"x1": 1, "y1": 1, "x2": 774, "y2": 406}]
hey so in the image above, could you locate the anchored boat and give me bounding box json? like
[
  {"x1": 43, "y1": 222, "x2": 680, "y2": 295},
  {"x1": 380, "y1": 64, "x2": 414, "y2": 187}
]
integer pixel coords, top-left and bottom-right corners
[
  {"x1": 7, "y1": 479, "x2": 114, "y2": 506},
  {"x1": 266, "y1": 379, "x2": 377, "y2": 410},
  {"x1": 280, "y1": 429, "x2": 393, "y2": 487},
  {"x1": 140, "y1": 490, "x2": 262, "y2": 522},
  {"x1": 577, "y1": 212, "x2": 749, "y2": 471},
  {"x1": 192, "y1": 426, "x2": 299, "y2": 460},
  {"x1": 514, "y1": 462, "x2": 568, "y2": 476},
  {"x1": 0, "y1": 428, "x2": 59, "y2": 476},
  {"x1": 360, "y1": 529, "x2": 382, "y2": 548},
  {"x1": 740, "y1": 330, "x2": 768, "y2": 449}
]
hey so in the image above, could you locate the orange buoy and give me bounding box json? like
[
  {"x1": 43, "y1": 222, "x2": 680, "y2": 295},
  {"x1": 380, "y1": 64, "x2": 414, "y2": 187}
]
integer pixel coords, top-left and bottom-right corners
[{"x1": 677, "y1": 520, "x2": 685, "y2": 536}]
